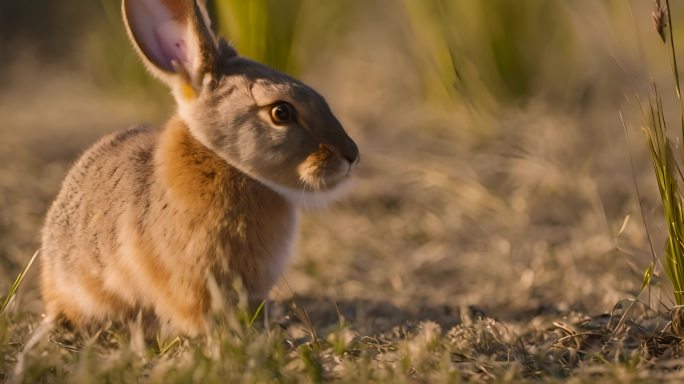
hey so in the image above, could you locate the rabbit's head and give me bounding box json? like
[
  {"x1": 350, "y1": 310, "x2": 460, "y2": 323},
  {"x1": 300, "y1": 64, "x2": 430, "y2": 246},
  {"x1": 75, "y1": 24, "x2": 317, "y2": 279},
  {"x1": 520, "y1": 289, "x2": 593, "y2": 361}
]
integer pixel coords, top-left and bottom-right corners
[{"x1": 123, "y1": 0, "x2": 358, "y2": 205}]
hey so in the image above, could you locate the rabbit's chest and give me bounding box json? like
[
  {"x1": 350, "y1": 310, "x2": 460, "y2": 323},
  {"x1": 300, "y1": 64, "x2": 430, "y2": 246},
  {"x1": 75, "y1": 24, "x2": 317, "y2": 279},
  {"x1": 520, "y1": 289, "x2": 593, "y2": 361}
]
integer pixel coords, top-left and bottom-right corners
[
  {"x1": 214, "y1": 205, "x2": 298, "y2": 297},
  {"x1": 155, "y1": 121, "x2": 298, "y2": 296}
]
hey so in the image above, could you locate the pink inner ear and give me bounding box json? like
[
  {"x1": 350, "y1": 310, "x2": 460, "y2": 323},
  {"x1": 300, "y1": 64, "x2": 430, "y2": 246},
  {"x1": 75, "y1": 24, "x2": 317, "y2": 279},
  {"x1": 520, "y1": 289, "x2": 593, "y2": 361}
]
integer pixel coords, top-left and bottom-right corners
[
  {"x1": 125, "y1": 0, "x2": 194, "y2": 73},
  {"x1": 155, "y1": 21, "x2": 190, "y2": 69}
]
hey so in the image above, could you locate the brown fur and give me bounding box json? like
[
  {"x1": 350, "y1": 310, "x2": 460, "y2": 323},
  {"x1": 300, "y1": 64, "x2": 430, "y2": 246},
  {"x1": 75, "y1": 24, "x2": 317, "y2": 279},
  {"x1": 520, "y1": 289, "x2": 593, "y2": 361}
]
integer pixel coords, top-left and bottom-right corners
[
  {"x1": 41, "y1": 120, "x2": 296, "y2": 334},
  {"x1": 40, "y1": 0, "x2": 357, "y2": 336}
]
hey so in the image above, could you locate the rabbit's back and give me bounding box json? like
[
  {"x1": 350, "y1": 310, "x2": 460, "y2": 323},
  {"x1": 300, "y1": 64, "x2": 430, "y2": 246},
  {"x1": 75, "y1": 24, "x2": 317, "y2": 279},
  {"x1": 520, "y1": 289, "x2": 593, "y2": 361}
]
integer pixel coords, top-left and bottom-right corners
[{"x1": 40, "y1": 126, "x2": 158, "y2": 327}]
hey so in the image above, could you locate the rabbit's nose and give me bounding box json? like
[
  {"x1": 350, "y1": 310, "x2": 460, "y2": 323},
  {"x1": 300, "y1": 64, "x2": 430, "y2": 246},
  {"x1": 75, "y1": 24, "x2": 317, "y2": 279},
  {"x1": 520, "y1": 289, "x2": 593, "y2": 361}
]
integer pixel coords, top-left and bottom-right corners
[{"x1": 342, "y1": 140, "x2": 359, "y2": 166}]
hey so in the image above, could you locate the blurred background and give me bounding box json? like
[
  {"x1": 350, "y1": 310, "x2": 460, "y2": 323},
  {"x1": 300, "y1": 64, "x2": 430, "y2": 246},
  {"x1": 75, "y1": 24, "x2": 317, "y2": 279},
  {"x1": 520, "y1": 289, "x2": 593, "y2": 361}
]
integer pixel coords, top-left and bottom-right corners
[{"x1": 1, "y1": 0, "x2": 683, "y2": 329}]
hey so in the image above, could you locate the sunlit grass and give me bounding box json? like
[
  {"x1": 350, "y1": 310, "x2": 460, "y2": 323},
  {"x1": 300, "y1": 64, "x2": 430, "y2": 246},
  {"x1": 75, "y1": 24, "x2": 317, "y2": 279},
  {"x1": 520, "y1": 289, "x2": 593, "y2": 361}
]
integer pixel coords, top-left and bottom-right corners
[
  {"x1": 402, "y1": 0, "x2": 578, "y2": 108},
  {"x1": 642, "y1": 90, "x2": 684, "y2": 306},
  {"x1": 639, "y1": 0, "x2": 684, "y2": 310}
]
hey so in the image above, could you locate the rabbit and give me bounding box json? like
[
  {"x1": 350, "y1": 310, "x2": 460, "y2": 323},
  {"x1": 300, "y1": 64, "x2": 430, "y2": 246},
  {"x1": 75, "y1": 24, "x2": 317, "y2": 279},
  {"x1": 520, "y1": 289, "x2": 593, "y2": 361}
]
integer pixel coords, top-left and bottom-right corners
[{"x1": 38, "y1": 0, "x2": 359, "y2": 337}]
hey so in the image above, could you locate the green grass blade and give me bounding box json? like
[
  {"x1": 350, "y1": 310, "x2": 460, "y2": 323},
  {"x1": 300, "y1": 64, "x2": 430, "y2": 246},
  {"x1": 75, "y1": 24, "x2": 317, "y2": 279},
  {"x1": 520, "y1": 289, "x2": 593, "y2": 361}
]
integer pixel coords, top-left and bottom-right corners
[
  {"x1": 249, "y1": 301, "x2": 265, "y2": 328},
  {"x1": 213, "y1": 0, "x2": 302, "y2": 73},
  {"x1": 157, "y1": 336, "x2": 181, "y2": 356},
  {"x1": 0, "y1": 250, "x2": 39, "y2": 314},
  {"x1": 640, "y1": 262, "x2": 654, "y2": 295},
  {"x1": 622, "y1": 111, "x2": 663, "y2": 297},
  {"x1": 641, "y1": 80, "x2": 684, "y2": 305}
]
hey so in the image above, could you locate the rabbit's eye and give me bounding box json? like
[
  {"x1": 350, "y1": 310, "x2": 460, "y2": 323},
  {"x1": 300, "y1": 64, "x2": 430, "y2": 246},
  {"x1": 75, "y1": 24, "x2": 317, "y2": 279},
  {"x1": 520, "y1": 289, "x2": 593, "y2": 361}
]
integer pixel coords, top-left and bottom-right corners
[{"x1": 270, "y1": 102, "x2": 295, "y2": 124}]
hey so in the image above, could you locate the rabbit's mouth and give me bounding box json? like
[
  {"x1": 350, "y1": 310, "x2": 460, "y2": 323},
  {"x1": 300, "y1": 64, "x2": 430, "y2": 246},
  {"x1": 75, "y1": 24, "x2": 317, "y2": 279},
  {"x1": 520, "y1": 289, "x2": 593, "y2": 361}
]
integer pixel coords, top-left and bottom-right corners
[
  {"x1": 253, "y1": 145, "x2": 356, "y2": 208},
  {"x1": 297, "y1": 159, "x2": 351, "y2": 192},
  {"x1": 296, "y1": 144, "x2": 355, "y2": 192}
]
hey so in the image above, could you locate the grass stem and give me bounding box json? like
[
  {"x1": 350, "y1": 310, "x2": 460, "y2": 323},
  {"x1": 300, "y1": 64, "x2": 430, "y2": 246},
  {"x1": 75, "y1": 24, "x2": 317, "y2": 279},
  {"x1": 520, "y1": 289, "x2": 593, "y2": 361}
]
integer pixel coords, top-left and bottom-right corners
[{"x1": 0, "y1": 250, "x2": 39, "y2": 314}]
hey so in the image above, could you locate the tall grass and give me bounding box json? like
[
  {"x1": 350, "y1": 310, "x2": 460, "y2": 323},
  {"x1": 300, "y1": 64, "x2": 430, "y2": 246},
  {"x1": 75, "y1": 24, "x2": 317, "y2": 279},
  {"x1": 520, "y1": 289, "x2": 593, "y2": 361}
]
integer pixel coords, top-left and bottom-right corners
[
  {"x1": 402, "y1": 0, "x2": 578, "y2": 107},
  {"x1": 212, "y1": 0, "x2": 357, "y2": 76},
  {"x1": 642, "y1": 90, "x2": 684, "y2": 305},
  {"x1": 80, "y1": 0, "x2": 579, "y2": 107},
  {"x1": 213, "y1": 0, "x2": 302, "y2": 74},
  {"x1": 641, "y1": 0, "x2": 684, "y2": 308}
]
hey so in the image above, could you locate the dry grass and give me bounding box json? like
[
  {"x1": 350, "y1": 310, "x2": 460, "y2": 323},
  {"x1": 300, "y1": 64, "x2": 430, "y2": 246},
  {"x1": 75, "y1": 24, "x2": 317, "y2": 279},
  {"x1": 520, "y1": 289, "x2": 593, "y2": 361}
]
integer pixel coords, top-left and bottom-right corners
[{"x1": 3, "y1": 1, "x2": 684, "y2": 382}]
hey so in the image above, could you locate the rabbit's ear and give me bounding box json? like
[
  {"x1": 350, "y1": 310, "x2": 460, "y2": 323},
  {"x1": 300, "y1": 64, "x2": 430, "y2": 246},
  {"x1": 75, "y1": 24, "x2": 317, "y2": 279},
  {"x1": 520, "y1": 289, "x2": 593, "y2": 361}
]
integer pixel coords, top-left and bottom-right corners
[{"x1": 122, "y1": 0, "x2": 219, "y2": 97}]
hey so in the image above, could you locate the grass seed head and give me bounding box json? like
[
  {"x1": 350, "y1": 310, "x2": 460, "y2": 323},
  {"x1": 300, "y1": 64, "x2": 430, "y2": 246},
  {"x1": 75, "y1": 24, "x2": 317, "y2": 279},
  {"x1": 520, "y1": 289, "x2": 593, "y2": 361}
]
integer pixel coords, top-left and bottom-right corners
[{"x1": 653, "y1": 0, "x2": 669, "y2": 43}]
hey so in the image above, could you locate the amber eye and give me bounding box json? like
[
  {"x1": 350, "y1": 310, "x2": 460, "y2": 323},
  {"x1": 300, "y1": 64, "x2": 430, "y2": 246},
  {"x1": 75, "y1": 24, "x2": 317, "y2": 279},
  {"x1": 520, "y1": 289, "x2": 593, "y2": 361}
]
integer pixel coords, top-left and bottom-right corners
[{"x1": 270, "y1": 102, "x2": 295, "y2": 124}]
